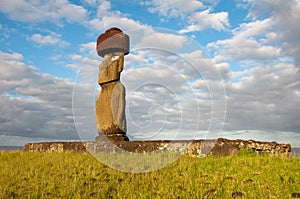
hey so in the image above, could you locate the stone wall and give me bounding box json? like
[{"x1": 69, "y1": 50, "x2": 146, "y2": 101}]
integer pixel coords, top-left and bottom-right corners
[
  {"x1": 23, "y1": 138, "x2": 291, "y2": 157},
  {"x1": 24, "y1": 142, "x2": 86, "y2": 152},
  {"x1": 209, "y1": 138, "x2": 291, "y2": 157}
]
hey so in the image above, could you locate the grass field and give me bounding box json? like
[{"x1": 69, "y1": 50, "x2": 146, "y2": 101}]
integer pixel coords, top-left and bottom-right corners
[{"x1": 0, "y1": 150, "x2": 300, "y2": 198}]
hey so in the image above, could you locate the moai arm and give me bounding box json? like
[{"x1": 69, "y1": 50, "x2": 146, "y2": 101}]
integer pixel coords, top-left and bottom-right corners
[
  {"x1": 98, "y1": 53, "x2": 125, "y2": 85},
  {"x1": 98, "y1": 54, "x2": 113, "y2": 85}
]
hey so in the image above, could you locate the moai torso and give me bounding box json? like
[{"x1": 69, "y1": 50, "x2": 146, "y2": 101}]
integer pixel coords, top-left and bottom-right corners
[{"x1": 98, "y1": 53, "x2": 124, "y2": 85}]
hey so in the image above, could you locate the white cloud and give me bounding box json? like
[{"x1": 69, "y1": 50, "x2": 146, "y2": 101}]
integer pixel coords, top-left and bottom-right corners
[
  {"x1": 146, "y1": 0, "x2": 204, "y2": 18},
  {"x1": 29, "y1": 33, "x2": 69, "y2": 47},
  {"x1": 208, "y1": 18, "x2": 282, "y2": 62},
  {"x1": 96, "y1": 0, "x2": 111, "y2": 16},
  {"x1": 79, "y1": 42, "x2": 95, "y2": 53},
  {"x1": 80, "y1": 0, "x2": 97, "y2": 5},
  {"x1": 224, "y1": 63, "x2": 300, "y2": 133},
  {"x1": 239, "y1": 0, "x2": 300, "y2": 67},
  {"x1": 180, "y1": 9, "x2": 229, "y2": 33},
  {"x1": 211, "y1": 37, "x2": 281, "y2": 61},
  {"x1": 0, "y1": 0, "x2": 87, "y2": 23},
  {"x1": 201, "y1": 0, "x2": 220, "y2": 6},
  {"x1": 135, "y1": 28, "x2": 188, "y2": 52},
  {"x1": 57, "y1": 2, "x2": 88, "y2": 23},
  {"x1": 243, "y1": 0, "x2": 289, "y2": 19},
  {"x1": 0, "y1": 50, "x2": 23, "y2": 61},
  {"x1": 67, "y1": 52, "x2": 98, "y2": 77},
  {"x1": 0, "y1": 24, "x2": 16, "y2": 42},
  {"x1": 234, "y1": 18, "x2": 273, "y2": 38},
  {"x1": 144, "y1": 0, "x2": 229, "y2": 32},
  {"x1": 87, "y1": 16, "x2": 145, "y2": 32},
  {"x1": 82, "y1": 0, "x2": 146, "y2": 32},
  {"x1": 180, "y1": 50, "x2": 229, "y2": 80}
]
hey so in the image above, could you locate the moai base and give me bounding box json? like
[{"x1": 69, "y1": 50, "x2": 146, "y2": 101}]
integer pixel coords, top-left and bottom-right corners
[
  {"x1": 24, "y1": 138, "x2": 291, "y2": 157},
  {"x1": 95, "y1": 27, "x2": 129, "y2": 142}
]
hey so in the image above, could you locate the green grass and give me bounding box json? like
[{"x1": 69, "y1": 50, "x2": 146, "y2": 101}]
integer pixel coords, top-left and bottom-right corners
[{"x1": 0, "y1": 150, "x2": 299, "y2": 198}]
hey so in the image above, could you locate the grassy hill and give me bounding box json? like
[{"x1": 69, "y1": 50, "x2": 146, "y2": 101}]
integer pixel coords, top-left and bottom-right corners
[{"x1": 1, "y1": 150, "x2": 299, "y2": 198}]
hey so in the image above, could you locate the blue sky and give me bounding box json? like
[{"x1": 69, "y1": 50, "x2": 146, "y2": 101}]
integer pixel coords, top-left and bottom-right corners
[{"x1": 0, "y1": 0, "x2": 300, "y2": 147}]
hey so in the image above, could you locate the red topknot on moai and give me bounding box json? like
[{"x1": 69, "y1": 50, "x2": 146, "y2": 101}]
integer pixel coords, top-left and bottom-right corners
[{"x1": 95, "y1": 27, "x2": 129, "y2": 142}]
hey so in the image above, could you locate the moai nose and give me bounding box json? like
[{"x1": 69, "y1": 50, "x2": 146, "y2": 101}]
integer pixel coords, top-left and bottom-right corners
[{"x1": 96, "y1": 27, "x2": 130, "y2": 58}]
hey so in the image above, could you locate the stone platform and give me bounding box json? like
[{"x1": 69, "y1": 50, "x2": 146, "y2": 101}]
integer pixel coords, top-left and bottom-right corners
[{"x1": 23, "y1": 138, "x2": 291, "y2": 157}]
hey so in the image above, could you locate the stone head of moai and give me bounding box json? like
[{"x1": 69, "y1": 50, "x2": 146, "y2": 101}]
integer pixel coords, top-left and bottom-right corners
[
  {"x1": 96, "y1": 28, "x2": 129, "y2": 85},
  {"x1": 95, "y1": 27, "x2": 130, "y2": 142}
]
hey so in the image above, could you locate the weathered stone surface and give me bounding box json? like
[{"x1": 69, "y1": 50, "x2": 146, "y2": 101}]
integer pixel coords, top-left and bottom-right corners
[
  {"x1": 24, "y1": 142, "x2": 86, "y2": 152},
  {"x1": 24, "y1": 138, "x2": 291, "y2": 157},
  {"x1": 210, "y1": 138, "x2": 291, "y2": 157},
  {"x1": 96, "y1": 81, "x2": 126, "y2": 135},
  {"x1": 210, "y1": 140, "x2": 240, "y2": 156},
  {"x1": 98, "y1": 53, "x2": 124, "y2": 85}
]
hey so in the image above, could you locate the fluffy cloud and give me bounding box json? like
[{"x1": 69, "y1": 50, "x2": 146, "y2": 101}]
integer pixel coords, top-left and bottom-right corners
[
  {"x1": 83, "y1": 0, "x2": 146, "y2": 32},
  {"x1": 144, "y1": 0, "x2": 229, "y2": 32},
  {"x1": 224, "y1": 63, "x2": 300, "y2": 133},
  {"x1": 0, "y1": 0, "x2": 143, "y2": 32},
  {"x1": 0, "y1": 0, "x2": 87, "y2": 23},
  {"x1": 96, "y1": 0, "x2": 111, "y2": 16},
  {"x1": 184, "y1": 59, "x2": 300, "y2": 144},
  {"x1": 146, "y1": 0, "x2": 204, "y2": 18},
  {"x1": 132, "y1": 28, "x2": 188, "y2": 52},
  {"x1": 208, "y1": 18, "x2": 282, "y2": 62},
  {"x1": 0, "y1": 50, "x2": 79, "y2": 141},
  {"x1": 29, "y1": 33, "x2": 69, "y2": 47},
  {"x1": 87, "y1": 16, "x2": 145, "y2": 32},
  {"x1": 79, "y1": 42, "x2": 96, "y2": 53},
  {"x1": 180, "y1": 9, "x2": 229, "y2": 33},
  {"x1": 240, "y1": 0, "x2": 300, "y2": 66}
]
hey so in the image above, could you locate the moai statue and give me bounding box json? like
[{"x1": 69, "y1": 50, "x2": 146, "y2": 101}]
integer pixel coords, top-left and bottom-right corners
[{"x1": 95, "y1": 27, "x2": 129, "y2": 142}]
